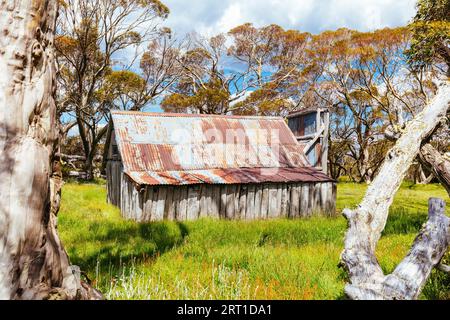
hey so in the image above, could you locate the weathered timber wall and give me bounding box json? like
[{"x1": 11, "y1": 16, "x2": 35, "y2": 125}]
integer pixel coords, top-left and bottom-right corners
[
  {"x1": 106, "y1": 160, "x2": 122, "y2": 206},
  {"x1": 112, "y1": 171, "x2": 337, "y2": 222}
]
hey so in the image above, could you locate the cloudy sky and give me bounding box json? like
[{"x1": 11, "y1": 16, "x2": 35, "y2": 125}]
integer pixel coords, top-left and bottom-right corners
[{"x1": 161, "y1": 0, "x2": 417, "y2": 37}]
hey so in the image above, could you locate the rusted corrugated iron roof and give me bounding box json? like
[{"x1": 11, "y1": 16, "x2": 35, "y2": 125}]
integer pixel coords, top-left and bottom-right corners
[
  {"x1": 126, "y1": 167, "x2": 332, "y2": 186},
  {"x1": 111, "y1": 111, "x2": 333, "y2": 185}
]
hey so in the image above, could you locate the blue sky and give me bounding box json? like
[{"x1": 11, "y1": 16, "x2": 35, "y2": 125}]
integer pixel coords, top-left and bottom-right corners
[
  {"x1": 107, "y1": 0, "x2": 419, "y2": 116},
  {"x1": 68, "y1": 0, "x2": 419, "y2": 134},
  {"x1": 162, "y1": 0, "x2": 417, "y2": 37}
]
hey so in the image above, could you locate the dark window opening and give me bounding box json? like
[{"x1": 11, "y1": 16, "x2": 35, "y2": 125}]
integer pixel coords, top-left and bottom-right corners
[{"x1": 112, "y1": 145, "x2": 119, "y2": 156}]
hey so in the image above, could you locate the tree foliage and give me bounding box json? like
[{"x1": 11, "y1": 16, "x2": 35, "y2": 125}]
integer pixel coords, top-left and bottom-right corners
[
  {"x1": 407, "y1": 0, "x2": 450, "y2": 71},
  {"x1": 56, "y1": 0, "x2": 173, "y2": 179}
]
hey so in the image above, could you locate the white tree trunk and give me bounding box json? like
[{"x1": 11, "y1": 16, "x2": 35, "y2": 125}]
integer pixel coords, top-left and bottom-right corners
[
  {"x1": 340, "y1": 81, "x2": 450, "y2": 300},
  {"x1": 0, "y1": 0, "x2": 100, "y2": 300}
]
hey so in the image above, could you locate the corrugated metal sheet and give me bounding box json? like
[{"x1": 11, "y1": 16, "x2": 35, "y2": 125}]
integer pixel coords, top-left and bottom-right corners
[
  {"x1": 126, "y1": 167, "x2": 333, "y2": 186},
  {"x1": 111, "y1": 111, "x2": 333, "y2": 185}
]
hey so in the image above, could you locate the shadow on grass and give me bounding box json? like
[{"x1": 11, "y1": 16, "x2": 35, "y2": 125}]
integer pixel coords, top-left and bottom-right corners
[
  {"x1": 67, "y1": 221, "x2": 190, "y2": 273},
  {"x1": 382, "y1": 209, "x2": 427, "y2": 236}
]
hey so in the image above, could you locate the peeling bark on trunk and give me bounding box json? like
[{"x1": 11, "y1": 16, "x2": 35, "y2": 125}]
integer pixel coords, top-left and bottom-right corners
[
  {"x1": 340, "y1": 81, "x2": 450, "y2": 300},
  {"x1": 0, "y1": 0, "x2": 101, "y2": 300}
]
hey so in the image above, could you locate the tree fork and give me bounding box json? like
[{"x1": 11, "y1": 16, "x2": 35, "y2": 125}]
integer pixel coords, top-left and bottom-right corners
[{"x1": 0, "y1": 0, "x2": 101, "y2": 299}]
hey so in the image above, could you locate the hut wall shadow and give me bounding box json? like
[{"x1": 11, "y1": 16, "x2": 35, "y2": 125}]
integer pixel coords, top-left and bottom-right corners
[{"x1": 67, "y1": 221, "x2": 190, "y2": 275}]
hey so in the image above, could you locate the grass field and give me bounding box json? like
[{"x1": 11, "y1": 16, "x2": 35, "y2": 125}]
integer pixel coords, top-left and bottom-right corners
[{"x1": 58, "y1": 181, "x2": 450, "y2": 300}]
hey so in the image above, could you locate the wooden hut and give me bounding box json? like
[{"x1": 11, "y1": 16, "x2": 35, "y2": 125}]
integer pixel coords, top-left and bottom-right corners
[
  {"x1": 287, "y1": 107, "x2": 330, "y2": 174},
  {"x1": 105, "y1": 111, "x2": 336, "y2": 221}
]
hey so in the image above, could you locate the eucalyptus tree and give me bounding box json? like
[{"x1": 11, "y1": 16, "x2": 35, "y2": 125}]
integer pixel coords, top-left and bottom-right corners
[
  {"x1": 0, "y1": 0, "x2": 100, "y2": 300},
  {"x1": 56, "y1": 0, "x2": 170, "y2": 179}
]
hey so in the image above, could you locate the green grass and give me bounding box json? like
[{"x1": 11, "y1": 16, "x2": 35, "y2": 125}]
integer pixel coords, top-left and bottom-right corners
[{"x1": 58, "y1": 181, "x2": 450, "y2": 300}]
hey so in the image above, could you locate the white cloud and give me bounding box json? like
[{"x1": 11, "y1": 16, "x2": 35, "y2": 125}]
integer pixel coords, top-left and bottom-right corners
[{"x1": 162, "y1": 0, "x2": 417, "y2": 37}]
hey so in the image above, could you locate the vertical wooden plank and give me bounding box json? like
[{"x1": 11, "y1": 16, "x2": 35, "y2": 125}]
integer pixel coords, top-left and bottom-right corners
[
  {"x1": 135, "y1": 186, "x2": 139, "y2": 220},
  {"x1": 143, "y1": 187, "x2": 152, "y2": 221},
  {"x1": 123, "y1": 174, "x2": 129, "y2": 219},
  {"x1": 199, "y1": 185, "x2": 210, "y2": 218},
  {"x1": 238, "y1": 184, "x2": 247, "y2": 220},
  {"x1": 210, "y1": 185, "x2": 220, "y2": 219},
  {"x1": 313, "y1": 183, "x2": 321, "y2": 216},
  {"x1": 178, "y1": 186, "x2": 188, "y2": 221},
  {"x1": 268, "y1": 184, "x2": 279, "y2": 219},
  {"x1": 135, "y1": 186, "x2": 141, "y2": 221},
  {"x1": 246, "y1": 184, "x2": 256, "y2": 220},
  {"x1": 214, "y1": 185, "x2": 221, "y2": 218},
  {"x1": 187, "y1": 185, "x2": 200, "y2": 220},
  {"x1": 280, "y1": 184, "x2": 288, "y2": 218},
  {"x1": 253, "y1": 184, "x2": 262, "y2": 220},
  {"x1": 234, "y1": 185, "x2": 240, "y2": 219},
  {"x1": 119, "y1": 164, "x2": 123, "y2": 206},
  {"x1": 226, "y1": 185, "x2": 236, "y2": 219},
  {"x1": 219, "y1": 185, "x2": 227, "y2": 218},
  {"x1": 198, "y1": 185, "x2": 205, "y2": 218},
  {"x1": 120, "y1": 173, "x2": 124, "y2": 217},
  {"x1": 129, "y1": 179, "x2": 133, "y2": 219},
  {"x1": 126, "y1": 178, "x2": 132, "y2": 220},
  {"x1": 109, "y1": 161, "x2": 114, "y2": 204},
  {"x1": 121, "y1": 173, "x2": 128, "y2": 219},
  {"x1": 276, "y1": 184, "x2": 283, "y2": 218},
  {"x1": 117, "y1": 163, "x2": 122, "y2": 206},
  {"x1": 113, "y1": 164, "x2": 116, "y2": 204},
  {"x1": 286, "y1": 184, "x2": 291, "y2": 218},
  {"x1": 290, "y1": 183, "x2": 299, "y2": 218},
  {"x1": 137, "y1": 188, "x2": 144, "y2": 221},
  {"x1": 330, "y1": 182, "x2": 337, "y2": 216},
  {"x1": 113, "y1": 162, "x2": 117, "y2": 205},
  {"x1": 307, "y1": 183, "x2": 314, "y2": 217},
  {"x1": 108, "y1": 161, "x2": 113, "y2": 204},
  {"x1": 106, "y1": 162, "x2": 111, "y2": 203},
  {"x1": 172, "y1": 186, "x2": 181, "y2": 220},
  {"x1": 203, "y1": 185, "x2": 211, "y2": 218},
  {"x1": 260, "y1": 184, "x2": 269, "y2": 219},
  {"x1": 109, "y1": 161, "x2": 114, "y2": 205},
  {"x1": 119, "y1": 172, "x2": 123, "y2": 215},
  {"x1": 123, "y1": 176, "x2": 128, "y2": 219},
  {"x1": 154, "y1": 186, "x2": 166, "y2": 221},
  {"x1": 128, "y1": 179, "x2": 133, "y2": 220},
  {"x1": 164, "y1": 186, "x2": 175, "y2": 220},
  {"x1": 114, "y1": 162, "x2": 118, "y2": 205},
  {"x1": 107, "y1": 162, "x2": 113, "y2": 204},
  {"x1": 319, "y1": 182, "x2": 328, "y2": 216},
  {"x1": 300, "y1": 183, "x2": 309, "y2": 217},
  {"x1": 149, "y1": 186, "x2": 158, "y2": 221}
]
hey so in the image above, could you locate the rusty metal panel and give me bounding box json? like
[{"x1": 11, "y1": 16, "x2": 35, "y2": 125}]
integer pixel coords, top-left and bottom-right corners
[
  {"x1": 111, "y1": 111, "x2": 333, "y2": 186},
  {"x1": 124, "y1": 167, "x2": 333, "y2": 186}
]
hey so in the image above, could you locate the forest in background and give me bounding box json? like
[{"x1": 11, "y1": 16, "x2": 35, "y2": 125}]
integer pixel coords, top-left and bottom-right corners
[{"x1": 56, "y1": 0, "x2": 449, "y2": 183}]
